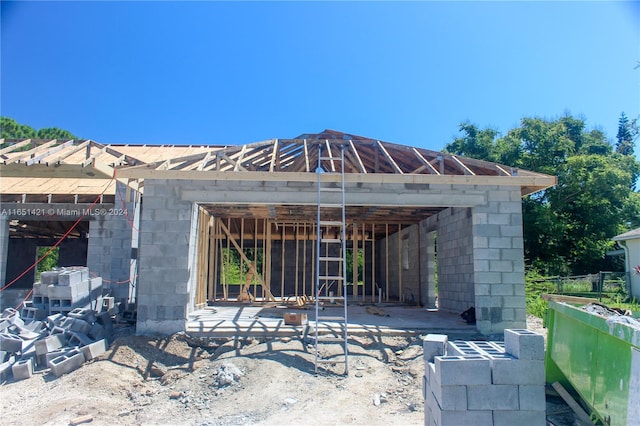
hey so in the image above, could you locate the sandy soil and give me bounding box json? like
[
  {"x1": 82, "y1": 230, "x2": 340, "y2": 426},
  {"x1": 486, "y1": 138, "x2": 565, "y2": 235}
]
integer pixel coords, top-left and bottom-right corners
[{"x1": 1, "y1": 316, "x2": 550, "y2": 426}]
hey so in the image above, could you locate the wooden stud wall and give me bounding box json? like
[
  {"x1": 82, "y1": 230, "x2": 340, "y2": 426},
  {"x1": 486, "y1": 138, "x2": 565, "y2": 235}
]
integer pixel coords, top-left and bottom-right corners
[{"x1": 195, "y1": 214, "x2": 409, "y2": 306}]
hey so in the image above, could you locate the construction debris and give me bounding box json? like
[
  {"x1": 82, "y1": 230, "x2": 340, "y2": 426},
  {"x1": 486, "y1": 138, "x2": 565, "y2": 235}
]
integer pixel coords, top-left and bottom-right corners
[{"x1": 0, "y1": 268, "x2": 118, "y2": 382}]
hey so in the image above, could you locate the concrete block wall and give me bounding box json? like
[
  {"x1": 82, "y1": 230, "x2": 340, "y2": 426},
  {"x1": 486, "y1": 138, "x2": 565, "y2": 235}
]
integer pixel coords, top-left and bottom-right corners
[
  {"x1": 87, "y1": 182, "x2": 138, "y2": 303},
  {"x1": 472, "y1": 188, "x2": 526, "y2": 334},
  {"x1": 135, "y1": 178, "x2": 528, "y2": 335},
  {"x1": 432, "y1": 207, "x2": 475, "y2": 314},
  {"x1": 136, "y1": 179, "x2": 194, "y2": 334},
  {"x1": 423, "y1": 330, "x2": 546, "y2": 426}
]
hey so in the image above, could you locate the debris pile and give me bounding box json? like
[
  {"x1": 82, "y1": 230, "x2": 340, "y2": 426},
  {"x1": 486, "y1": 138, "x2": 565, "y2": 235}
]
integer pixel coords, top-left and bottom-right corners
[
  {"x1": 0, "y1": 267, "x2": 119, "y2": 382},
  {"x1": 0, "y1": 305, "x2": 113, "y2": 381}
]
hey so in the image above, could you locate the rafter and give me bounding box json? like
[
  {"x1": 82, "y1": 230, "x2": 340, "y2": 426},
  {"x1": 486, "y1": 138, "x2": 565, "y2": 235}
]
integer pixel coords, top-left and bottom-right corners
[
  {"x1": 376, "y1": 141, "x2": 403, "y2": 174},
  {"x1": 412, "y1": 148, "x2": 440, "y2": 175},
  {"x1": 450, "y1": 155, "x2": 475, "y2": 175}
]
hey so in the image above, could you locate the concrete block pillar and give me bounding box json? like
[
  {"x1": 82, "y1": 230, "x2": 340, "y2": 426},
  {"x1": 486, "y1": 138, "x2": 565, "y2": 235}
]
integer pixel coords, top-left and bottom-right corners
[
  {"x1": 87, "y1": 182, "x2": 139, "y2": 303},
  {"x1": 0, "y1": 215, "x2": 8, "y2": 289},
  {"x1": 472, "y1": 189, "x2": 527, "y2": 335},
  {"x1": 136, "y1": 179, "x2": 195, "y2": 335}
]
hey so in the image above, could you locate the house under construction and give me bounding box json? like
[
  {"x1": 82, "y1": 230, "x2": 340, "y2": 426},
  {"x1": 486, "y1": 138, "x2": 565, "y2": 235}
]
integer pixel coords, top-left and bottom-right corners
[{"x1": 0, "y1": 130, "x2": 556, "y2": 336}]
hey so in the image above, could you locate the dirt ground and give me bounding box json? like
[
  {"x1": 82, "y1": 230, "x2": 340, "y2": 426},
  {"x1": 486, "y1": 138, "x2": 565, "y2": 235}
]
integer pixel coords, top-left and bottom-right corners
[{"x1": 1, "y1": 316, "x2": 549, "y2": 426}]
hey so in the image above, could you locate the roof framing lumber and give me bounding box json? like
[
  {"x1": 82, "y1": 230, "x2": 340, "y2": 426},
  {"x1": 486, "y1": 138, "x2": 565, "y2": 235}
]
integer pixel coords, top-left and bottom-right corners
[
  {"x1": 450, "y1": 155, "x2": 475, "y2": 175},
  {"x1": 376, "y1": 141, "x2": 403, "y2": 174}
]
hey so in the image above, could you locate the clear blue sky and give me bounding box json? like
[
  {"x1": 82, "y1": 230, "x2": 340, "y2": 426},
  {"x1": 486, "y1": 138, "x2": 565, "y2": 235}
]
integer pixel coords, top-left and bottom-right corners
[{"x1": 1, "y1": 1, "x2": 639, "y2": 156}]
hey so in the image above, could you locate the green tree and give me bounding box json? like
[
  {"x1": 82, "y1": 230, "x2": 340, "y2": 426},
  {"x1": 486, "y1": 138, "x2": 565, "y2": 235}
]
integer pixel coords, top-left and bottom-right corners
[
  {"x1": 616, "y1": 112, "x2": 636, "y2": 156},
  {"x1": 0, "y1": 116, "x2": 78, "y2": 140},
  {"x1": 446, "y1": 115, "x2": 640, "y2": 275},
  {"x1": 37, "y1": 127, "x2": 77, "y2": 140},
  {"x1": 0, "y1": 117, "x2": 37, "y2": 139}
]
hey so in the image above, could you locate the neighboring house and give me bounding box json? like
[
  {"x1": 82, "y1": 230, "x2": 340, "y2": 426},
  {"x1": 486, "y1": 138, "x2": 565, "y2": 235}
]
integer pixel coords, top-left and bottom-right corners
[{"x1": 613, "y1": 228, "x2": 640, "y2": 300}]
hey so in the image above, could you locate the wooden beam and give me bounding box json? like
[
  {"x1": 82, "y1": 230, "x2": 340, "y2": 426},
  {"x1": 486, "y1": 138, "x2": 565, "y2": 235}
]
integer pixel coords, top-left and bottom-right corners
[
  {"x1": 371, "y1": 224, "x2": 376, "y2": 303},
  {"x1": 0, "y1": 139, "x2": 32, "y2": 156},
  {"x1": 281, "y1": 224, "x2": 285, "y2": 299},
  {"x1": 25, "y1": 140, "x2": 74, "y2": 165},
  {"x1": 348, "y1": 140, "x2": 367, "y2": 173},
  {"x1": 295, "y1": 223, "x2": 299, "y2": 297},
  {"x1": 303, "y1": 139, "x2": 310, "y2": 172},
  {"x1": 234, "y1": 145, "x2": 249, "y2": 172},
  {"x1": 197, "y1": 151, "x2": 213, "y2": 171},
  {"x1": 450, "y1": 155, "x2": 475, "y2": 175},
  {"x1": 218, "y1": 219, "x2": 275, "y2": 300},
  {"x1": 269, "y1": 139, "x2": 279, "y2": 172},
  {"x1": 385, "y1": 223, "x2": 389, "y2": 302},
  {"x1": 352, "y1": 223, "x2": 358, "y2": 299},
  {"x1": 210, "y1": 217, "x2": 218, "y2": 302},
  {"x1": 398, "y1": 229, "x2": 402, "y2": 301},
  {"x1": 376, "y1": 141, "x2": 404, "y2": 174},
  {"x1": 5, "y1": 141, "x2": 58, "y2": 164},
  {"x1": 412, "y1": 148, "x2": 440, "y2": 175}
]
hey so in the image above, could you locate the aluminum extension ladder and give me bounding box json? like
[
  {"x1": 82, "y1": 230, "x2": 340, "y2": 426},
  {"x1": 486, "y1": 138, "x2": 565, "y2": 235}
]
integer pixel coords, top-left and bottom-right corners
[{"x1": 314, "y1": 142, "x2": 348, "y2": 375}]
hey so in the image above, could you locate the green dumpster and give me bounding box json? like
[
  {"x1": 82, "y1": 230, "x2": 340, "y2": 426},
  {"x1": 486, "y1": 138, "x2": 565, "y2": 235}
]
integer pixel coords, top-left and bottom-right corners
[{"x1": 546, "y1": 301, "x2": 640, "y2": 425}]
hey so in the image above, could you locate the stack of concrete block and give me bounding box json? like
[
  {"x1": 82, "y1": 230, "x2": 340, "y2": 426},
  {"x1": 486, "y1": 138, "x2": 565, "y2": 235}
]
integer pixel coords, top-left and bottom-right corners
[
  {"x1": 0, "y1": 306, "x2": 111, "y2": 382},
  {"x1": 30, "y1": 267, "x2": 104, "y2": 317},
  {"x1": 423, "y1": 329, "x2": 546, "y2": 426}
]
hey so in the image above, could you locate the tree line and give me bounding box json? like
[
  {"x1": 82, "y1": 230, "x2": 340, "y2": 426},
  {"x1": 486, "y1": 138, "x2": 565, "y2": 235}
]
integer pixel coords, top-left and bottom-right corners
[
  {"x1": 2, "y1": 114, "x2": 639, "y2": 276},
  {"x1": 445, "y1": 113, "x2": 639, "y2": 275}
]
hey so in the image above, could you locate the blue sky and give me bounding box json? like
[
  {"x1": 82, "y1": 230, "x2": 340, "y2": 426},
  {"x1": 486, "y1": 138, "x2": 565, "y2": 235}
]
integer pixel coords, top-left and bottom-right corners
[{"x1": 1, "y1": 1, "x2": 639, "y2": 157}]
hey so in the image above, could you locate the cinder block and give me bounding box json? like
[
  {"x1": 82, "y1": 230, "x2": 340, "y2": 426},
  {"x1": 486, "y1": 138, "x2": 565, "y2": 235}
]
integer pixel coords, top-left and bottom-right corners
[
  {"x1": 11, "y1": 358, "x2": 33, "y2": 380},
  {"x1": 18, "y1": 328, "x2": 40, "y2": 341},
  {"x1": 20, "y1": 339, "x2": 37, "y2": 359},
  {"x1": 0, "y1": 333, "x2": 23, "y2": 353},
  {"x1": 518, "y1": 385, "x2": 546, "y2": 411},
  {"x1": 492, "y1": 359, "x2": 545, "y2": 385},
  {"x1": 435, "y1": 355, "x2": 492, "y2": 385},
  {"x1": 504, "y1": 329, "x2": 545, "y2": 360},
  {"x1": 33, "y1": 281, "x2": 49, "y2": 296},
  {"x1": 88, "y1": 322, "x2": 104, "y2": 341},
  {"x1": 68, "y1": 332, "x2": 93, "y2": 347},
  {"x1": 35, "y1": 334, "x2": 65, "y2": 356},
  {"x1": 2, "y1": 308, "x2": 24, "y2": 328},
  {"x1": 467, "y1": 384, "x2": 519, "y2": 410},
  {"x1": 432, "y1": 406, "x2": 494, "y2": 426},
  {"x1": 434, "y1": 383, "x2": 468, "y2": 410},
  {"x1": 40, "y1": 270, "x2": 60, "y2": 285},
  {"x1": 21, "y1": 307, "x2": 47, "y2": 322},
  {"x1": 468, "y1": 341, "x2": 506, "y2": 357},
  {"x1": 102, "y1": 297, "x2": 115, "y2": 312},
  {"x1": 81, "y1": 339, "x2": 107, "y2": 361},
  {"x1": 493, "y1": 410, "x2": 546, "y2": 426},
  {"x1": 0, "y1": 358, "x2": 14, "y2": 380},
  {"x1": 448, "y1": 340, "x2": 482, "y2": 356},
  {"x1": 58, "y1": 270, "x2": 83, "y2": 286},
  {"x1": 96, "y1": 311, "x2": 113, "y2": 341},
  {"x1": 46, "y1": 313, "x2": 64, "y2": 329},
  {"x1": 46, "y1": 348, "x2": 72, "y2": 367},
  {"x1": 23, "y1": 320, "x2": 45, "y2": 333},
  {"x1": 68, "y1": 308, "x2": 96, "y2": 324},
  {"x1": 60, "y1": 317, "x2": 91, "y2": 335},
  {"x1": 49, "y1": 348, "x2": 85, "y2": 377},
  {"x1": 423, "y1": 334, "x2": 448, "y2": 363}
]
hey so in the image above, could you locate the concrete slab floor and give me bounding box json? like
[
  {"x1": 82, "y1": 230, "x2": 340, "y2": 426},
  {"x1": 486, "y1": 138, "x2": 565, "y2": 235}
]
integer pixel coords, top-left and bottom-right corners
[{"x1": 186, "y1": 302, "x2": 479, "y2": 339}]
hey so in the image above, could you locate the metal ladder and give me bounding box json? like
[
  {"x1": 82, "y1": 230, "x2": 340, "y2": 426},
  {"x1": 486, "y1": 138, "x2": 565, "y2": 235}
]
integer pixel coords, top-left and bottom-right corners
[{"x1": 314, "y1": 142, "x2": 348, "y2": 375}]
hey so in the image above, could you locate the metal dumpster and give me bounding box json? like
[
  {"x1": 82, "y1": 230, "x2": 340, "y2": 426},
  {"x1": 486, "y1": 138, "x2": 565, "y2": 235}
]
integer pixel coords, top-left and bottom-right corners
[{"x1": 546, "y1": 301, "x2": 640, "y2": 425}]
